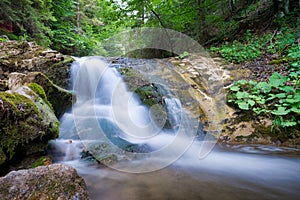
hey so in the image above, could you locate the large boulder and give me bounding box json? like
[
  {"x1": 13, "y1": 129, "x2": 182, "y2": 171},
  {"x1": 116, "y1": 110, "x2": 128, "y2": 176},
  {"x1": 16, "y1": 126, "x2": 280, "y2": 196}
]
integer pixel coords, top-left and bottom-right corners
[
  {"x1": 0, "y1": 164, "x2": 90, "y2": 200},
  {"x1": 0, "y1": 40, "x2": 74, "y2": 88},
  {"x1": 8, "y1": 72, "x2": 73, "y2": 118},
  {"x1": 0, "y1": 73, "x2": 60, "y2": 171}
]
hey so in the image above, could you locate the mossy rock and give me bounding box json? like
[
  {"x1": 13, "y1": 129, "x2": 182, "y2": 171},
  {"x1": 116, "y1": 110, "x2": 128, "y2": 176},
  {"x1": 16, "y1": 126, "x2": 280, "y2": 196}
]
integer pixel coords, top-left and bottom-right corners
[
  {"x1": 27, "y1": 72, "x2": 73, "y2": 118},
  {"x1": 12, "y1": 72, "x2": 73, "y2": 118},
  {"x1": 0, "y1": 91, "x2": 59, "y2": 170},
  {"x1": 0, "y1": 40, "x2": 74, "y2": 89},
  {"x1": 27, "y1": 82, "x2": 53, "y2": 110},
  {"x1": 0, "y1": 164, "x2": 90, "y2": 200},
  {"x1": 46, "y1": 56, "x2": 75, "y2": 88},
  {"x1": 117, "y1": 67, "x2": 175, "y2": 129}
]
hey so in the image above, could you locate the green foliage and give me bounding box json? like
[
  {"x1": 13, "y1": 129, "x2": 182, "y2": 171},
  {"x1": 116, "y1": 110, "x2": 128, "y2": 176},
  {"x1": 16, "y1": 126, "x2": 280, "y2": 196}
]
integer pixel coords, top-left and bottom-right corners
[
  {"x1": 210, "y1": 30, "x2": 270, "y2": 63},
  {"x1": 0, "y1": 37, "x2": 8, "y2": 42},
  {"x1": 286, "y1": 45, "x2": 300, "y2": 72},
  {"x1": 228, "y1": 72, "x2": 300, "y2": 128},
  {"x1": 179, "y1": 51, "x2": 189, "y2": 59},
  {"x1": 0, "y1": 92, "x2": 42, "y2": 159},
  {"x1": 31, "y1": 157, "x2": 47, "y2": 168},
  {"x1": 267, "y1": 28, "x2": 298, "y2": 55}
]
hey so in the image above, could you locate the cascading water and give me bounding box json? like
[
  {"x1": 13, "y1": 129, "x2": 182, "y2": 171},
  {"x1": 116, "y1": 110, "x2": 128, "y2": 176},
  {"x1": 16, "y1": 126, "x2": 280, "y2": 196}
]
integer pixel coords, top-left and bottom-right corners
[
  {"x1": 49, "y1": 57, "x2": 300, "y2": 200},
  {"x1": 50, "y1": 57, "x2": 197, "y2": 171}
]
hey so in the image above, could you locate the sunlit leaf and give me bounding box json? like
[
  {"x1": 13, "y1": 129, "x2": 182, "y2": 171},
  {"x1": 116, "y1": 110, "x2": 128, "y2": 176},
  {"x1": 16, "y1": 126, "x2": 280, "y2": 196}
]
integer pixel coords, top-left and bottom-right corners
[
  {"x1": 230, "y1": 85, "x2": 240, "y2": 92},
  {"x1": 271, "y1": 107, "x2": 290, "y2": 115},
  {"x1": 256, "y1": 82, "x2": 271, "y2": 93},
  {"x1": 236, "y1": 91, "x2": 249, "y2": 99},
  {"x1": 269, "y1": 72, "x2": 287, "y2": 87},
  {"x1": 238, "y1": 102, "x2": 249, "y2": 110}
]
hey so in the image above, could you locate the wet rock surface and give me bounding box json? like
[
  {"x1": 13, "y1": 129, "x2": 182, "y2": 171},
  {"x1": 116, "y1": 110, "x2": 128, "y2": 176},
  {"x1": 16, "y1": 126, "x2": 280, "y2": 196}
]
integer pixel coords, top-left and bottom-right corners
[{"x1": 0, "y1": 164, "x2": 90, "y2": 200}]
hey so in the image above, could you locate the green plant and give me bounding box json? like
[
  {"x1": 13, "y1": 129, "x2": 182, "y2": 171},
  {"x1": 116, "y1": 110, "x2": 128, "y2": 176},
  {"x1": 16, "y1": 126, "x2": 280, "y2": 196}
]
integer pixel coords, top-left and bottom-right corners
[
  {"x1": 228, "y1": 72, "x2": 300, "y2": 128},
  {"x1": 267, "y1": 28, "x2": 298, "y2": 55},
  {"x1": 179, "y1": 51, "x2": 189, "y2": 59},
  {"x1": 31, "y1": 157, "x2": 47, "y2": 168},
  {"x1": 0, "y1": 37, "x2": 8, "y2": 42},
  {"x1": 210, "y1": 30, "x2": 269, "y2": 63}
]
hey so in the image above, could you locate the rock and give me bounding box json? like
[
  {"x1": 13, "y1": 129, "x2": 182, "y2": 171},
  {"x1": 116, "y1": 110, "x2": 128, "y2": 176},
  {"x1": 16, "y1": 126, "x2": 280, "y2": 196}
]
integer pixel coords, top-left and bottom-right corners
[
  {"x1": 0, "y1": 83, "x2": 59, "y2": 171},
  {"x1": 8, "y1": 72, "x2": 73, "y2": 118},
  {"x1": 116, "y1": 67, "x2": 174, "y2": 129},
  {"x1": 0, "y1": 164, "x2": 90, "y2": 200},
  {"x1": 0, "y1": 40, "x2": 74, "y2": 88}
]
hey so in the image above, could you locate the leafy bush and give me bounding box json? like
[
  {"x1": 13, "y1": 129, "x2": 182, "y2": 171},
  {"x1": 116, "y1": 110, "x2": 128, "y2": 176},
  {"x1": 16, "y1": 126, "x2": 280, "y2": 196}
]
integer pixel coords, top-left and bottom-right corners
[
  {"x1": 210, "y1": 30, "x2": 270, "y2": 63},
  {"x1": 228, "y1": 72, "x2": 300, "y2": 128},
  {"x1": 286, "y1": 45, "x2": 300, "y2": 71},
  {"x1": 267, "y1": 28, "x2": 298, "y2": 55}
]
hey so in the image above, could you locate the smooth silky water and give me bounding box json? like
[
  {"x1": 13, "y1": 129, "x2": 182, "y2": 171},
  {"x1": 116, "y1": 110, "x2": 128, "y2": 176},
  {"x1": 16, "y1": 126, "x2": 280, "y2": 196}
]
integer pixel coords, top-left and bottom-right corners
[{"x1": 50, "y1": 57, "x2": 300, "y2": 200}]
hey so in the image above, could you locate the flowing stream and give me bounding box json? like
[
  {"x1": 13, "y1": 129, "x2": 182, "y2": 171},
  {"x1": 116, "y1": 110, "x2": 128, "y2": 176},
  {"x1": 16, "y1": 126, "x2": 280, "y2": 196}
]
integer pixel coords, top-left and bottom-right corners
[{"x1": 49, "y1": 57, "x2": 300, "y2": 200}]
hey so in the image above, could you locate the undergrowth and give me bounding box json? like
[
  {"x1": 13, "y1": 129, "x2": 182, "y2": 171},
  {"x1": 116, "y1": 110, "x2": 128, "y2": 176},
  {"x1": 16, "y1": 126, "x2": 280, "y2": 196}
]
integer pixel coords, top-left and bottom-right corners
[{"x1": 217, "y1": 20, "x2": 300, "y2": 132}]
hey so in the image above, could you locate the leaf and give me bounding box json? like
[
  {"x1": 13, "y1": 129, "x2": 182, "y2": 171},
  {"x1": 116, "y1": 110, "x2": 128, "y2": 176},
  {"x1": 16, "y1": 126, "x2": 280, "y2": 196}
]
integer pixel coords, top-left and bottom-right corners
[
  {"x1": 236, "y1": 91, "x2": 249, "y2": 99},
  {"x1": 256, "y1": 99, "x2": 266, "y2": 104},
  {"x1": 253, "y1": 107, "x2": 268, "y2": 114},
  {"x1": 256, "y1": 82, "x2": 271, "y2": 93},
  {"x1": 248, "y1": 80, "x2": 257, "y2": 85},
  {"x1": 279, "y1": 86, "x2": 295, "y2": 93},
  {"x1": 291, "y1": 107, "x2": 300, "y2": 113},
  {"x1": 236, "y1": 80, "x2": 247, "y2": 85},
  {"x1": 281, "y1": 121, "x2": 297, "y2": 127},
  {"x1": 267, "y1": 94, "x2": 276, "y2": 101},
  {"x1": 248, "y1": 99, "x2": 255, "y2": 106},
  {"x1": 269, "y1": 72, "x2": 287, "y2": 88},
  {"x1": 271, "y1": 107, "x2": 290, "y2": 115},
  {"x1": 230, "y1": 85, "x2": 240, "y2": 91},
  {"x1": 285, "y1": 98, "x2": 300, "y2": 103},
  {"x1": 250, "y1": 95, "x2": 262, "y2": 101},
  {"x1": 275, "y1": 93, "x2": 287, "y2": 98},
  {"x1": 238, "y1": 101, "x2": 249, "y2": 110}
]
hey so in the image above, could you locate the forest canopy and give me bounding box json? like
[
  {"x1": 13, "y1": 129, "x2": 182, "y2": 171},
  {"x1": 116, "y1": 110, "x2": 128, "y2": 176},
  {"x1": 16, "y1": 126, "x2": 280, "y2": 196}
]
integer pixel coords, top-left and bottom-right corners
[{"x1": 0, "y1": 0, "x2": 299, "y2": 56}]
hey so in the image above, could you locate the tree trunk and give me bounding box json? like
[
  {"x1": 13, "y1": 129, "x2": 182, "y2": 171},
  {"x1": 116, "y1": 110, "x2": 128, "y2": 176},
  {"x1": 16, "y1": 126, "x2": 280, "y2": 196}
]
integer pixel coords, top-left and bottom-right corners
[
  {"x1": 197, "y1": 0, "x2": 206, "y2": 42},
  {"x1": 76, "y1": 0, "x2": 81, "y2": 34}
]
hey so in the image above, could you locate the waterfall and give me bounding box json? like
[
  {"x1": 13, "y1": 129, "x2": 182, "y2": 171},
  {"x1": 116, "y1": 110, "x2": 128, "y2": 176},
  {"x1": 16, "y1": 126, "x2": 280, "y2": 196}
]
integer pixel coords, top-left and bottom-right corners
[
  {"x1": 49, "y1": 56, "x2": 200, "y2": 173},
  {"x1": 71, "y1": 57, "x2": 163, "y2": 142}
]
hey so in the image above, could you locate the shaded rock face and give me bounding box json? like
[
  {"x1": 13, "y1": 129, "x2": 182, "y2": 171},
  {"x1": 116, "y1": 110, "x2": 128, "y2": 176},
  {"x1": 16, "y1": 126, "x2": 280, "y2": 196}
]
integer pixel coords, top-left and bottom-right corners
[
  {"x1": 8, "y1": 72, "x2": 73, "y2": 118},
  {"x1": 0, "y1": 164, "x2": 90, "y2": 200},
  {"x1": 0, "y1": 40, "x2": 74, "y2": 89}
]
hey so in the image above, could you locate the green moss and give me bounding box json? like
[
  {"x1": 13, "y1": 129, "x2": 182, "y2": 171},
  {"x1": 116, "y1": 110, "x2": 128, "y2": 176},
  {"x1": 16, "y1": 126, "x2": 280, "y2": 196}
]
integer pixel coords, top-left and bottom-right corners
[
  {"x1": 49, "y1": 121, "x2": 60, "y2": 136},
  {"x1": 0, "y1": 91, "x2": 59, "y2": 164},
  {"x1": 51, "y1": 56, "x2": 75, "y2": 68},
  {"x1": 26, "y1": 72, "x2": 73, "y2": 118},
  {"x1": 27, "y1": 83, "x2": 53, "y2": 110},
  {"x1": 0, "y1": 92, "x2": 42, "y2": 159},
  {"x1": 31, "y1": 157, "x2": 47, "y2": 168},
  {"x1": 135, "y1": 85, "x2": 158, "y2": 107}
]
